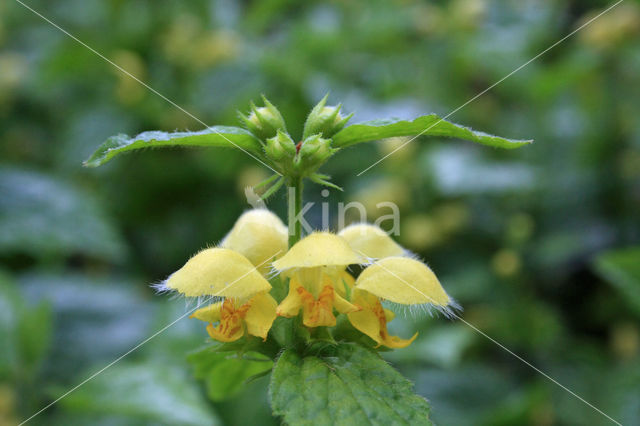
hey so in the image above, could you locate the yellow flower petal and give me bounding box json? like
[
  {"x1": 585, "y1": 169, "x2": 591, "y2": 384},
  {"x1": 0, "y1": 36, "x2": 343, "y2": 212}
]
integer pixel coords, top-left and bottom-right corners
[
  {"x1": 338, "y1": 223, "x2": 405, "y2": 259},
  {"x1": 205, "y1": 299, "x2": 248, "y2": 342},
  {"x1": 347, "y1": 290, "x2": 383, "y2": 343},
  {"x1": 355, "y1": 257, "x2": 450, "y2": 306},
  {"x1": 277, "y1": 274, "x2": 358, "y2": 327},
  {"x1": 166, "y1": 248, "x2": 271, "y2": 298},
  {"x1": 333, "y1": 292, "x2": 360, "y2": 314},
  {"x1": 347, "y1": 289, "x2": 417, "y2": 348},
  {"x1": 244, "y1": 292, "x2": 278, "y2": 340},
  {"x1": 347, "y1": 306, "x2": 381, "y2": 344},
  {"x1": 221, "y1": 209, "x2": 288, "y2": 274},
  {"x1": 383, "y1": 308, "x2": 395, "y2": 322},
  {"x1": 272, "y1": 232, "x2": 364, "y2": 270},
  {"x1": 276, "y1": 278, "x2": 304, "y2": 317},
  {"x1": 190, "y1": 302, "x2": 223, "y2": 323},
  {"x1": 300, "y1": 284, "x2": 336, "y2": 327},
  {"x1": 333, "y1": 270, "x2": 355, "y2": 297},
  {"x1": 296, "y1": 267, "x2": 323, "y2": 296},
  {"x1": 207, "y1": 322, "x2": 245, "y2": 342},
  {"x1": 384, "y1": 333, "x2": 418, "y2": 348},
  {"x1": 341, "y1": 271, "x2": 356, "y2": 287}
]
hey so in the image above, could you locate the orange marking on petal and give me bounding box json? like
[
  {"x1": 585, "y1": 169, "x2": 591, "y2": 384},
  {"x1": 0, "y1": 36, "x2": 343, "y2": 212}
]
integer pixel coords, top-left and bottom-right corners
[
  {"x1": 206, "y1": 298, "x2": 249, "y2": 342},
  {"x1": 298, "y1": 285, "x2": 336, "y2": 327},
  {"x1": 368, "y1": 298, "x2": 416, "y2": 348}
]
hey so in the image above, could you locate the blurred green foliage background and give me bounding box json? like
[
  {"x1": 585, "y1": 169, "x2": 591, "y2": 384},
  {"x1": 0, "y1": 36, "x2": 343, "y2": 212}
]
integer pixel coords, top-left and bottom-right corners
[{"x1": 1, "y1": 0, "x2": 640, "y2": 425}]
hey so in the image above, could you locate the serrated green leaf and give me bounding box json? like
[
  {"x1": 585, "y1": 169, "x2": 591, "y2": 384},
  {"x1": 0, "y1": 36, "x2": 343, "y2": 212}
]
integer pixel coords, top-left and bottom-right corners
[
  {"x1": 84, "y1": 126, "x2": 263, "y2": 167},
  {"x1": 332, "y1": 115, "x2": 531, "y2": 149},
  {"x1": 270, "y1": 344, "x2": 432, "y2": 426},
  {"x1": 188, "y1": 348, "x2": 273, "y2": 401},
  {"x1": 593, "y1": 246, "x2": 640, "y2": 315}
]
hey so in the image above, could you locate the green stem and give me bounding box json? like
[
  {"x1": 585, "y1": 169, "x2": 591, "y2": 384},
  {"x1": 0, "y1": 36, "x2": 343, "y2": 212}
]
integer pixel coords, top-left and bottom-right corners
[{"x1": 288, "y1": 176, "x2": 303, "y2": 247}]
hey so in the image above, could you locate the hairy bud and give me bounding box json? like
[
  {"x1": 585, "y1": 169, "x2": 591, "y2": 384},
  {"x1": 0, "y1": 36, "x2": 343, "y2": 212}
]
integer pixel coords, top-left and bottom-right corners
[
  {"x1": 302, "y1": 94, "x2": 353, "y2": 140},
  {"x1": 296, "y1": 134, "x2": 335, "y2": 173},
  {"x1": 265, "y1": 130, "x2": 296, "y2": 162},
  {"x1": 239, "y1": 96, "x2": 287, "y2": 141}
]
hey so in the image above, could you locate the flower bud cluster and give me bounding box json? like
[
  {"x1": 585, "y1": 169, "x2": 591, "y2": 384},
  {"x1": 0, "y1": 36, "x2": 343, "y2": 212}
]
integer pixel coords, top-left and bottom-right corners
[{"x1": 240, "y1": 95, "x2": 351, "y2": 177}]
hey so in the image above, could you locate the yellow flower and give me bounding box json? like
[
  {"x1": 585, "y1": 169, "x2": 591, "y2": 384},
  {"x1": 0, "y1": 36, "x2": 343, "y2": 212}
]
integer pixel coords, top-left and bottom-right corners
[
  {"x1": 160, "y1": 210, "x2": 454, "y2": 348},
  {"x1": 347, "y1": 257, "x2": 454, "y2": 348},
  {"x1": 191, "y1": 292, "x2": 277, "y2": 342},
  {"x1": 221, "y1": 209, "x2": 288, "y2": 274},
  {"x1": 164, "y1": 247, "x2": 271, "y2": 299},
  {"x1": 355, "y1": 257, "x2": 451, "y2": 307},
  {"x1": 338, "y1": 223, "x2": 405, "y2": 259},
  {"x1": 161, "y1": 209, "x2": 286, "y2": 342},
  {"x1": 273, "y1": 232, "x2": 364, "y2": 270},
  {"x1": 273, "y1": 232, "x2": 363, "y2": 327},
  {"x1": 347, "y1": 289, "x2": 417, "y2": 348},
  {"x1": 277, "y1": 274, "x2": 360, "y2": 327}
]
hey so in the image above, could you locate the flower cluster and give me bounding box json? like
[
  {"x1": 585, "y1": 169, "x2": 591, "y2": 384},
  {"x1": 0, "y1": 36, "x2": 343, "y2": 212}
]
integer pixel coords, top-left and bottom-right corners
[{"x1": 159, "y1": 209, "x2": 456, "y2": 348}]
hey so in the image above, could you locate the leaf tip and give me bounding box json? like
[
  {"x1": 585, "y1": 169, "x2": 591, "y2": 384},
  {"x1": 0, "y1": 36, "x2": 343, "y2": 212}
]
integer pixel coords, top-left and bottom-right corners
[{"x1": 514, "y1": 138, "x2": 534, "y2": 147}]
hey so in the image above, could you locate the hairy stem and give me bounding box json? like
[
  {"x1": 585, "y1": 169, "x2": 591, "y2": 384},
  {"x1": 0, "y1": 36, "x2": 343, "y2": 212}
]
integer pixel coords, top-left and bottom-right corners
[{"x1": 288, "y1": 177, "x2": 303, "y2": 247}]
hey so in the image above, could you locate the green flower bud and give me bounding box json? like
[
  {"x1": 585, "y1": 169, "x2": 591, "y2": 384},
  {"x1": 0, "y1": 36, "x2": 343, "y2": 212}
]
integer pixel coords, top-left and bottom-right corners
[
  {"x1": 296, "y1": 134, "x2": 336, "y2": 173},
  {"x1": 302, "y1": 94, "x2": 353, "y2": 140},
  {"x1": 265, "y1": 130, "x2": 296, "y2": 162},
  {"x1": 239, "y1": 96, "x2": 287, "y2": 141}
]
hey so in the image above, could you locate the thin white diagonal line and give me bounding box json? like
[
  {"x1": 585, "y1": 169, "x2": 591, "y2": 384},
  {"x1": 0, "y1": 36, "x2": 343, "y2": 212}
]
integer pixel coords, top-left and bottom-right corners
[
  {"x1": 19, "y1": 250, "x2": 282, "y2": 425},
  {"x1": 13, "y1": 0, "x2": 280, "y2": 176},
  {"x1": 357, "y1": 252, "x2": 622, "y2": 425},
  {"x1": 356, "y1": 0, "x2": 624, "y2": 176}
]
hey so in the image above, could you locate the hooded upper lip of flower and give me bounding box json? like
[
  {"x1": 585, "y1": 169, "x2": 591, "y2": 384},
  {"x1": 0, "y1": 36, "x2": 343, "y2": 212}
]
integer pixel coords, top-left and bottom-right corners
[
  {"x1": 158, "y1": 209, "x2": 288, "y2": 342},
  {"x1": 158, "y1": 209, "x2": 456, "y2": 347},
  {"x1": 271, "y1": 232, "x2": 365, "y2": 327}
]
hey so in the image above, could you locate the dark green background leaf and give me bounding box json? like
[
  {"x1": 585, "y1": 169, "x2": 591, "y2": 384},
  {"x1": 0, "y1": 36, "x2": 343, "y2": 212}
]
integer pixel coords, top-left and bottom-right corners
[
  {"x1": 0, "y1": 271, "x2": 53, "y2": 381},
  {"x1": 593, "y1": 246, "x2": 640, "y2": 315},
  {"x1": 332, "y1": 115, "x2": 531, "y2": 149},
  {"x1": 84, "y1": 126, "x2": 263, "y2": 167},
  {"x1": 270, "y1": 344, "x2": 432, "y2": 425},
  {"x1": 0, "y1": 168, "x2": 126, "y2": 262},
  {"x1": 188, "y1": 348, "x2": 273, "y2": 401},
  {"x1": 59, "y1": 362, "x2": 220, "y2": 425}
]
